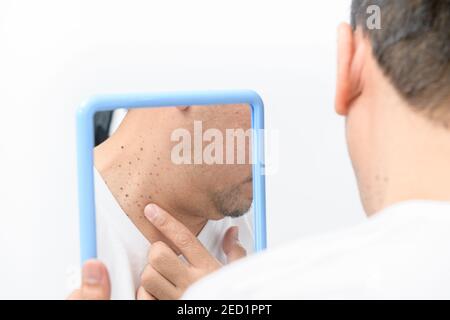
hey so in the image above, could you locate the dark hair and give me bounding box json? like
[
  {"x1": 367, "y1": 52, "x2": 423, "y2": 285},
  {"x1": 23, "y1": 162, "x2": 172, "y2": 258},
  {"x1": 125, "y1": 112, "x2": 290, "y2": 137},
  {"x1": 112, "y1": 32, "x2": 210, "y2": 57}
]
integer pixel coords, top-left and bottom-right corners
[{"x1": 351, "y1": 0, "x2": 450, "y2": 122}]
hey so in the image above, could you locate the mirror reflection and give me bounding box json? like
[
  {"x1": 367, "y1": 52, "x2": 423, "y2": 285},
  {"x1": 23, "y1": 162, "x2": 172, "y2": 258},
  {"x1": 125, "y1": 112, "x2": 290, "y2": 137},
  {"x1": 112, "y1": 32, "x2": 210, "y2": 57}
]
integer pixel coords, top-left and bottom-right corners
[{"x1": 93, "y1": 104, "x2": 253, "y2": 299}]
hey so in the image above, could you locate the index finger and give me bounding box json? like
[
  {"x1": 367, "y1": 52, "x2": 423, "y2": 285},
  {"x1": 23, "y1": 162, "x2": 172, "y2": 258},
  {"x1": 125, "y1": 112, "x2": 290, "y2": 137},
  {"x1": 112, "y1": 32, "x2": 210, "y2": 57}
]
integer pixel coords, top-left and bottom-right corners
[{"x1": 144, "y1": 204, "x2": 213, "y2": 267}]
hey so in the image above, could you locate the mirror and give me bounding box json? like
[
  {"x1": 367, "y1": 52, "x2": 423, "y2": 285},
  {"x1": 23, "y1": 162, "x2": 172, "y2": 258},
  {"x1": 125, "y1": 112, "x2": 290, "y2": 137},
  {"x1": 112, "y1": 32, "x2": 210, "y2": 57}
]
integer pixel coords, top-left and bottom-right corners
[{"x1": 91, "y1": 103, "x2": 256, "y2": 299}]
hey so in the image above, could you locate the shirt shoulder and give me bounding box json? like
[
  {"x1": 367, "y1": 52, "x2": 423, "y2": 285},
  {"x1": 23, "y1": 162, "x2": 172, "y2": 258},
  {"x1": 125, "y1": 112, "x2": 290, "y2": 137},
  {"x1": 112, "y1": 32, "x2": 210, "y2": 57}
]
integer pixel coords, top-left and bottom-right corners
[{"x1": 184, "y1": 201, "x2": 450, "y2": 299}]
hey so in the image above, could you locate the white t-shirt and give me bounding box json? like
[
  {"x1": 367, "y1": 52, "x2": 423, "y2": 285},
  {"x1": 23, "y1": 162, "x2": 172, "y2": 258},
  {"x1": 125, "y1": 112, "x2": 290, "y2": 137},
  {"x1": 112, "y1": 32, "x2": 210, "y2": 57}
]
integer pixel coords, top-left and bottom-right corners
[
  {"x1": 184, "y1": 200, "x2": 450, "y2": 299},
  {"x1": 94, "y1": 169, "x2": 253, "y2": 300}
]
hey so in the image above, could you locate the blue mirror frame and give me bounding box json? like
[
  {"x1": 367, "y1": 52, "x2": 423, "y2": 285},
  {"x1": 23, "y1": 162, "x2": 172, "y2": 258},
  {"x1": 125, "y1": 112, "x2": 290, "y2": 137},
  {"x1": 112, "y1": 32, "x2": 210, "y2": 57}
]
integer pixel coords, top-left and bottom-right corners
[{"x1": 76, "y1": 90, "x2": 267, "y2": 264}]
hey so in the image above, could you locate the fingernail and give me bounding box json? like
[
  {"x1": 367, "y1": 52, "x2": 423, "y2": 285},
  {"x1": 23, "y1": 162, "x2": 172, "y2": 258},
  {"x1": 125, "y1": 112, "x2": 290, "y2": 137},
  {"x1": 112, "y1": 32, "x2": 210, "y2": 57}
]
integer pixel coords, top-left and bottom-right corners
[
  {"x1": 83, "y1": 263, "x2": 102, "y2": 285},
  {"x1": 144, "y1": 204, "x2": 158, "y2": 222}
]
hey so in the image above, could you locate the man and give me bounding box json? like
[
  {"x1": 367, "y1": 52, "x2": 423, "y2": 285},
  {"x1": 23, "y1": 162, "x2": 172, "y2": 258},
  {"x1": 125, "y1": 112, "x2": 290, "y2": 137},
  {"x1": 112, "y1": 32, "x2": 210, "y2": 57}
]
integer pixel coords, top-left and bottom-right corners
[
  {"x1": 73, "y1": 0, "x2": 450, "y2": 299},
  {"x1": 182, "y1": 0, "x2": 450, "y2": 299},
  {"x1": 69, "y1": 104, "x2": 252, "y2": 299}
]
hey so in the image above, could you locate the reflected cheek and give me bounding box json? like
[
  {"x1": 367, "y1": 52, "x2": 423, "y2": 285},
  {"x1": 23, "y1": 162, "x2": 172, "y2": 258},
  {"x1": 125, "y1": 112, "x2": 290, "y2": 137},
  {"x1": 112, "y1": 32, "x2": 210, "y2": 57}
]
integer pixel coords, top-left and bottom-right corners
[{"x1": 242, "y1": 180, "x2": 253, "y2": 199}]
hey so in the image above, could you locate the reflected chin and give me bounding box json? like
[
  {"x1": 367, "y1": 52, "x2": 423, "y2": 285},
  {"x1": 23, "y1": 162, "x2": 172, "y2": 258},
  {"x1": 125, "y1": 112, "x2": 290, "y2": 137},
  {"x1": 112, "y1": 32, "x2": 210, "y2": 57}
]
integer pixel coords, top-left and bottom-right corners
[
  {"x1": 223, "y1": 201, "x2": 253, "y2": 218},
  {"x1": 209, "y1": 175, "x2": 253, "y2": 218},
  {"x1": 213, "y1": 189, "x2": 253, "y2": 218}
]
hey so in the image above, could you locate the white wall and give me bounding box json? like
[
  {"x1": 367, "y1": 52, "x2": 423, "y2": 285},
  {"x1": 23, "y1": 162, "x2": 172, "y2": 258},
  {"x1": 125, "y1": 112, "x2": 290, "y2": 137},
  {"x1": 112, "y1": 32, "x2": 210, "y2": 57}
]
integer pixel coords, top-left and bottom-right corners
[{"x1": 0, "y1": 0, "x2": 364, "y2": 299}]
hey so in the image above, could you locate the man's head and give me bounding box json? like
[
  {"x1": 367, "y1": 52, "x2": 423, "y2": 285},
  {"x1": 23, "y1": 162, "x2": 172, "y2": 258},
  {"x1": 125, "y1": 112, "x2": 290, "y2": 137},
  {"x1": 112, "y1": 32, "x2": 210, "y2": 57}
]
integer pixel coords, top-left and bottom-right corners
[
  {"x1": 114, "y1": 104, "x2": 252, "y2": 221},
  {"x1": 336, "y1": 0, "x2": 450, "y2": 214}
]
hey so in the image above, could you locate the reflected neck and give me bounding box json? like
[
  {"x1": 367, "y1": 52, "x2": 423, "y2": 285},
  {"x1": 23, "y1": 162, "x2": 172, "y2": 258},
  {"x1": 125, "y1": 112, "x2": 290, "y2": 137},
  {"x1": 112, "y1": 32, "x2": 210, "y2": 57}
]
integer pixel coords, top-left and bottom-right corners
[{"x1": 94, "y1": 127, "x2": 207, "y2": 244}]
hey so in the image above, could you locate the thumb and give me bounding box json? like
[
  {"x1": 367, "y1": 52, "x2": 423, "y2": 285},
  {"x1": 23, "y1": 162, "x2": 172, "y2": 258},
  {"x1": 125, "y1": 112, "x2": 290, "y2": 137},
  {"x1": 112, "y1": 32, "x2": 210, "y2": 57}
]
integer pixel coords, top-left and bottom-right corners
[
  {"x1": 80, "y1": 260, "x2": 111, "y2": 300},
  {"x1": 222, "y1": 226, "x2": 247, "y2": 264}
]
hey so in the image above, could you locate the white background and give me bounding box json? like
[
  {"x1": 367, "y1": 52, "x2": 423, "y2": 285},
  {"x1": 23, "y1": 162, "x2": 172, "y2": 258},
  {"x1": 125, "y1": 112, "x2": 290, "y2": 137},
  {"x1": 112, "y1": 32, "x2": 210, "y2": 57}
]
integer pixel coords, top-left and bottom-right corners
[{"x1": 0, "y1": 0, "x2": 364, "y2": 299}]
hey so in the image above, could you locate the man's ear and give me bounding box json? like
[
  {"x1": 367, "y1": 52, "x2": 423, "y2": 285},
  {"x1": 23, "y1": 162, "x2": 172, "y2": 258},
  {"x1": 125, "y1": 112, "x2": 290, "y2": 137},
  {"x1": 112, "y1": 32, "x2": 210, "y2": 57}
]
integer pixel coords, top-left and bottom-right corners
[{"x1": 335, "y1": 23, "x2": 362, "y2": 116}]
